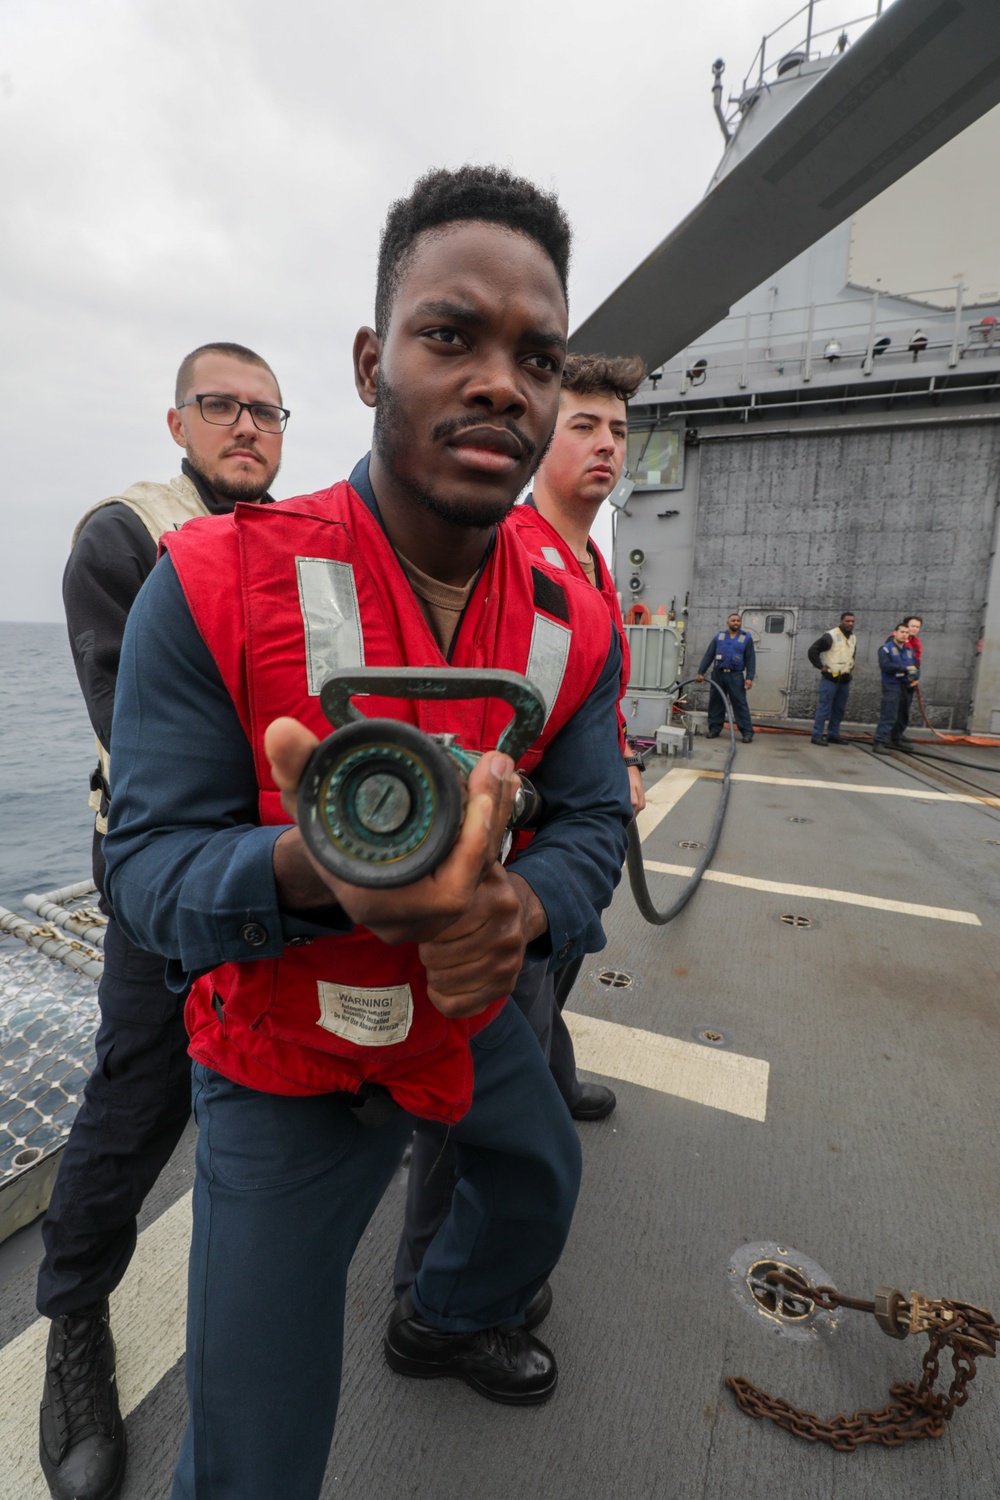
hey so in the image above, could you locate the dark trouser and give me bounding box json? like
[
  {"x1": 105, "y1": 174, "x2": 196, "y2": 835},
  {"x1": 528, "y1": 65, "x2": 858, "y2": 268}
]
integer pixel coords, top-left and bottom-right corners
[
  {"x1": 171, "y1": 1000, "x2": 581, "y2": 1500},
  {"x1": 875, "y1": 681, "x2": 905, "y2": 744},
  {"x1": 393, "y1": 955, "x2": 582, "y2": 1298},
  {"x1": 812, "y1": 676, "x2": 851, "y2": 738},
  {"x1": 506, "y1": 954, "x2": 583, "y2": 1111},
  {"x1": 36, "y1": 914, "x2": 192, "y2": 1318},
  {"x1": 895, "y1": 684, "x2": 914, "y2": 739},
  {"x1": 551, "y1": 954, "x2": 586, "y2": 1102},
  {"x1": 707, "y1": 669, "x2": 752, "y2": 736}
]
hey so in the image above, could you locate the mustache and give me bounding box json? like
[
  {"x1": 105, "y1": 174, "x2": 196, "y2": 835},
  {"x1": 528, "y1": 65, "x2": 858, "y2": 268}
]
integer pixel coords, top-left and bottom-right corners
[{"x1": 429, "y1": 412, "x2": 536, "y2": 462}]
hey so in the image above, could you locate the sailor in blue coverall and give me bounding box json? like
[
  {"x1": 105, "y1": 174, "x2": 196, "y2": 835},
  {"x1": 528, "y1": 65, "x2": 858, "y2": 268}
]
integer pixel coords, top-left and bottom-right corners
[
  {"x1": 873, "y1": 623, "x2": 918, "y2": 751},
  {"x1": 696, "y1": 611, "x2": 756, "y2": 742}
]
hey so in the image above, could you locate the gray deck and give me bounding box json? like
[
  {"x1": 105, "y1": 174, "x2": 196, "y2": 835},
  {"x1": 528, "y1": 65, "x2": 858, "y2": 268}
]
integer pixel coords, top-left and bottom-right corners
[{"x1": 2, "y1": 732, "x2": 998, "y2": 1499}]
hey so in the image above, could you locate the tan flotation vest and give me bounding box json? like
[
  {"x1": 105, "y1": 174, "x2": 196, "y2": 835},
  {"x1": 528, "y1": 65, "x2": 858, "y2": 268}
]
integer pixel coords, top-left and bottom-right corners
[
  {"x1": 74, "y1": 475, "x2": 211, "y2": 833},
  {"x1": 819, "y1": 626, "x2": 857, "y2": 678}
]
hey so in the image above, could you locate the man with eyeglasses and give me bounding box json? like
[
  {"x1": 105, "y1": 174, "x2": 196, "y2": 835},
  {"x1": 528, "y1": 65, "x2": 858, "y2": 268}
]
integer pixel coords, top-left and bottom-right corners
[{"x1": 38, "y1": 342, "x2": 285, "y2": 1500}]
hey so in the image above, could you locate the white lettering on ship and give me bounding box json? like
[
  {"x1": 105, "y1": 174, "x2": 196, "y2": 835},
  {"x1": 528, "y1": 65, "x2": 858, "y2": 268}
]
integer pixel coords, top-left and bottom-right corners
[{"x1": 316, "y1": 981, "x2": 413, "y2": 1047}]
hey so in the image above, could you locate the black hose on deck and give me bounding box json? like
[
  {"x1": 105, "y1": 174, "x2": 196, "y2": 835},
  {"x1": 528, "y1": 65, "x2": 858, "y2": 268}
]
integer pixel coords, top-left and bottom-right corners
[
  {"x1": 905, "y1": 749, "x2": 1000, "y2": 775},
  {"x1": 626, "y1": 677, "x2": 737, "y2": 925}
]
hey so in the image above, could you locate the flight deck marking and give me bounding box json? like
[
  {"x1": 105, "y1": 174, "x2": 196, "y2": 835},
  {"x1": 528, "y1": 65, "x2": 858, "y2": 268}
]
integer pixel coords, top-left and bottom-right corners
[
  {"x1": 565, "y1": 1012, "x2": 768, "y2": 1122},
  {"x1": 1, "y1": 1191, "x2": 191, "y2": 1499},
  {"x1": 643, "y1": 860, "x2": 981, "y2": 926},
  {"x1": 696, "y1": 770, "x2": 1000, "y2": 808},
  {"x1": 635, "y1": 767, "x2": 700, "y2": 840}
]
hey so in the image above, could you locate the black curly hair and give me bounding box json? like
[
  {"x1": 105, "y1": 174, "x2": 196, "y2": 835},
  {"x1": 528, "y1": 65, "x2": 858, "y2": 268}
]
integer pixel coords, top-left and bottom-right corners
[{"x1": 374, "y1": 165, "x2": 571, "y2": 337}]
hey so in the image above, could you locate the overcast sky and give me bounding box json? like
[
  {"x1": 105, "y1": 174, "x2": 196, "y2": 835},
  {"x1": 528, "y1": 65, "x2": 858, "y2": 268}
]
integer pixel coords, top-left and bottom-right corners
[{"x1": 1, "y1": 0, "x2": 876, "y2": 621}]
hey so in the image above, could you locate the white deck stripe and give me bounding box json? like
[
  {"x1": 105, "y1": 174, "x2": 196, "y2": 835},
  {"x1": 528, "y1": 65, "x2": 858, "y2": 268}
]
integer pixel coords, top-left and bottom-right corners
[
  {"x1": 698, "y1": 770, "x2": 1000, "y2": 807},
  {"x1": 1, "y1": 1192, "x2": 191, "y2": 1499},
  {"x1": 635, "y1": 767, "x2": 701, "y2": 840},
  {"x1": 643, "y1": 860, "x2": 981, "y2": 926},
  {"x1": 565, "y1": 1012, "x2": 769, "y2": 1122}
]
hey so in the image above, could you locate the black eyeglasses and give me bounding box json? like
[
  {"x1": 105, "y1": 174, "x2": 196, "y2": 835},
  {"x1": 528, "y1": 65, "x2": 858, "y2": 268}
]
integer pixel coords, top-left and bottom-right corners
[{"x1": 176, "y1": 394, "x2": 290, "y2": 434}]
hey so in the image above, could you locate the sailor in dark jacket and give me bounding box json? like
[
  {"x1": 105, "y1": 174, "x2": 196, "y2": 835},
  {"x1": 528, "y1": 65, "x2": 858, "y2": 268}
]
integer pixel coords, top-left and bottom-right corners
[
  {"x1": 873, "y1": 623, "x2": 918, "y2": 752},
  {"x1": 696, "y1": 611, "x2": 756, "y2": 742},
  {"x1": 807, "y1": 611, "x2": 857, "y2": 744},
  {"x1": 39, "y1": 342, "x2": 285, "y2": 1500}
]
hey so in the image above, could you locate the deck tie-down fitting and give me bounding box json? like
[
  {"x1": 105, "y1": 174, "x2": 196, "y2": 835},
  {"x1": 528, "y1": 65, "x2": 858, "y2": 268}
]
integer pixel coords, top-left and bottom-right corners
[{"x1": 727, "y1": 1268, "x2": 998, "y2": 1450}]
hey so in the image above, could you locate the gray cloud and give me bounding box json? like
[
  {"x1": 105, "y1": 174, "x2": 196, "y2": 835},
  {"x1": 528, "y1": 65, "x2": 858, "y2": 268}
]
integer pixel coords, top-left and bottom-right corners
[{"x1": 2, "y1": 0, "x2": 787, "y2": 619}]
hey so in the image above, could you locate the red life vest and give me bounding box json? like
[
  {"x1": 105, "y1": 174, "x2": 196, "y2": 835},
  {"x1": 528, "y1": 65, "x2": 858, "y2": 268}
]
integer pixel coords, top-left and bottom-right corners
[
  {"x1": 163, "y1": 480, "x2": 613, "y2": 1122},
  {"x1": 509, "y1": 503, "x2": 630, "y2": 744}
]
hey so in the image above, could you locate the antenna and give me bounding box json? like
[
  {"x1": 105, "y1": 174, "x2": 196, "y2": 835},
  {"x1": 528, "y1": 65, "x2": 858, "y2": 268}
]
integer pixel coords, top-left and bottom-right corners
[{"x1": 712, "y1": 60, "x2": 732, "y2": 143}]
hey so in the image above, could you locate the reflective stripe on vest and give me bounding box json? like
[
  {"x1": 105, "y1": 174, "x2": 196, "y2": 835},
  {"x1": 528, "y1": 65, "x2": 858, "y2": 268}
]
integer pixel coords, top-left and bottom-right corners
[
  {"x1": 525, "y1": 614, "x2": 572, "y2": 728},
  {"x1": 295, "y1": 557, "x2": 365, "y2": 695}
]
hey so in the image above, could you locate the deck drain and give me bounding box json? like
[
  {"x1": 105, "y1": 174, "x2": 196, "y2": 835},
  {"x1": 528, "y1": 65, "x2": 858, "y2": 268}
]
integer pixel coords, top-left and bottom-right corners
[
  {"x1": 727, "y1": 1242, "x2": 839, "y2": 1343},
  {"x1": 786, "y1": 816, "x2": 812, "y2": 824},
  {"x1": 595, "y1": 968, "x2": 633, "y2": 989},
  {"x1": 677, "y1": 840, "x2": 703, "y2": 849},
  {"x1": 12, "y1": 1147, "x2": 43, "y2": 1168},
  {"x1": 777, "y1": 913, "x2": 813, "y2": 928},
  {"x1": 694, "y1": 1025, "x2": 731, "y2": 1047}
]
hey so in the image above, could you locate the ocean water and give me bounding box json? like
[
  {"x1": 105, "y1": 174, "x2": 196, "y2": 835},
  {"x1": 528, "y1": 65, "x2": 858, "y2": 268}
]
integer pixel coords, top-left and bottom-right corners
[{"x1": 0, "y1": 622, "x2": 96, "y2": 912}]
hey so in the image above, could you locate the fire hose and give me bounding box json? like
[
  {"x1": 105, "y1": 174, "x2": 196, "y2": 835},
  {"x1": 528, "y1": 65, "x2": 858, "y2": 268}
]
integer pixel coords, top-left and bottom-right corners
[{"x1": 625, "y1": 676, "x2": 737, "y2": 925}]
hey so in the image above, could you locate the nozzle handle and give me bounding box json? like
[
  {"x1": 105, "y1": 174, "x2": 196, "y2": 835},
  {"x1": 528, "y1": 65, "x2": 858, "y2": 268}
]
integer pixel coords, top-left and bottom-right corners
[{"x1": 319, "y1": 668, "x2": 546, "y2": 764}]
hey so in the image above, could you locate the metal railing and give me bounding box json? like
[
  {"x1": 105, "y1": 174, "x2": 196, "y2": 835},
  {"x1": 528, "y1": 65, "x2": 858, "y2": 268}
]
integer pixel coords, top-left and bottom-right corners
[
  {"x1": 638, "y1": 286, "x2": 1000, "y2": 402},
  {"x1": 739, "y1": 0, "x2": 888, "y2": 97}
]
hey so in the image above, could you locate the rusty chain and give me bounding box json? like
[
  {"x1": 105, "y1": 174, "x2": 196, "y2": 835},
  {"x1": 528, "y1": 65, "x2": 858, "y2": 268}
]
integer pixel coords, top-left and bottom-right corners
[{"x1": 726, "y1": 1268, "x2": 998, "y2": 1450}]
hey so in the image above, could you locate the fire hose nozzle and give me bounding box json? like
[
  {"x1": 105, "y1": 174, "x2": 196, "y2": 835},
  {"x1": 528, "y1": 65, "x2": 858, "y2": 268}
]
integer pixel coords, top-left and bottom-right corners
[{"x1": 297, "y1": 668, "x2": 546, "y2": 889}]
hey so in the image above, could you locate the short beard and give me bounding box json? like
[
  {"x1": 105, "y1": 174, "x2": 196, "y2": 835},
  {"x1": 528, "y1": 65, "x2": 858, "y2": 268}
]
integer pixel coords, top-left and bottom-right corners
[
  {"x1": 189, "y1": 452, "x2": 279, "y2": 505},
  {"x1": 374, "y1": 372, "x2": 544, "y2": 530}
]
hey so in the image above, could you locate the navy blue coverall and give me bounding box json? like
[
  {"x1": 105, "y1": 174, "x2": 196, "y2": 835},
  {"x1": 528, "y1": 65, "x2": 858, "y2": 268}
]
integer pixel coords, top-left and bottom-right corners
[
  {"x1": 875, "y1": 639, "x2": 918, "y2": 745},
  {"x1": 697, "y1": 628, "x2": 757, "y2": 738}
]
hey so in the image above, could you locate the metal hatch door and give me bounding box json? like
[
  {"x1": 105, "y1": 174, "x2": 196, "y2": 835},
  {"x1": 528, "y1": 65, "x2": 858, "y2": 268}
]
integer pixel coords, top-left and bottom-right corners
[{"x1": 740, "y1": 608, "x2": 796, "y2": 717}]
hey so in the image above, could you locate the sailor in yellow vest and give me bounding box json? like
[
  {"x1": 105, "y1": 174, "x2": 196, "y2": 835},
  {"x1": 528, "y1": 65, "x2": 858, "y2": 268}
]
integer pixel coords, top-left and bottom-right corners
[
  {"x1": 38, "y1": 343, "x2": 286, "y2": 1500},
  {"x1": 807, "y1": 611, "x2": 857, "y2": 745}
]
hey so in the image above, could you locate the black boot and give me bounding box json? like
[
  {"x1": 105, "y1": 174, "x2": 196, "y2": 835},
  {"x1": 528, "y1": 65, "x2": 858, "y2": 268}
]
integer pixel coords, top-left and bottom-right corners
[
  {"x1": 385, "y1": 1292, "x2": 557, "y2": 1404},
  {"x1": 39, "y1": 1301, "x2": 126, "y2": 1500}
]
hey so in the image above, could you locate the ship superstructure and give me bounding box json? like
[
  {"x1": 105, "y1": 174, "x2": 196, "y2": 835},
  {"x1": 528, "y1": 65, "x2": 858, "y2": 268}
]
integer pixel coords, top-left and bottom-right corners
[{"x1": 611, "y1": 2, "x2": 1000, "y2": 733}]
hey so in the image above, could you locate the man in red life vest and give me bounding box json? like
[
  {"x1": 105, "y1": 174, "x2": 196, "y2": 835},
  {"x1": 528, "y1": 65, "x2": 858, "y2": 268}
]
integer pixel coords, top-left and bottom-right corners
[
  {"x1": 898, "y1": 612, "x2": 924, "y2": 742},
  {"x1": 514, "y1": 354, "x2": 648, "y2": 811},
  {"x1": 103, "y1": 166, "x2": 631, "y2": 1500},
  {"x1": 512, "y1": 353, "x2": 649, "y2": 1104}
]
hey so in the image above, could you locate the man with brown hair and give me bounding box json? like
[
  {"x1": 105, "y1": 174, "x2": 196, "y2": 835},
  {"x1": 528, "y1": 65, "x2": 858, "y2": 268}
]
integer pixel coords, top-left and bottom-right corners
[
  {"x1": 510, "y1": 352, "x2": 647, "y2": 1114},
  {"x1": 514, "y1": 353, "x2": 647, "y2": 811},
  {"x1": 392, "y1": 351, "x2": 644, "y2": 1332}
]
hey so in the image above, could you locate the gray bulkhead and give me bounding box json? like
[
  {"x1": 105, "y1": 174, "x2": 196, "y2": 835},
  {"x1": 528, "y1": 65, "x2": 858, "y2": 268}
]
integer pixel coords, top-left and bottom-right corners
[{"x1": 614, "y1": 20, "x2": 1000, "y2": 732}]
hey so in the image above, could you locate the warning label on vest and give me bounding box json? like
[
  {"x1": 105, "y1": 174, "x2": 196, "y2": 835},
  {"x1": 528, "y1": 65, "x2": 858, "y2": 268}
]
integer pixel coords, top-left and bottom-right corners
[{"x1": 316, "y1": 981, "x2": 413, "y2": 1047}]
